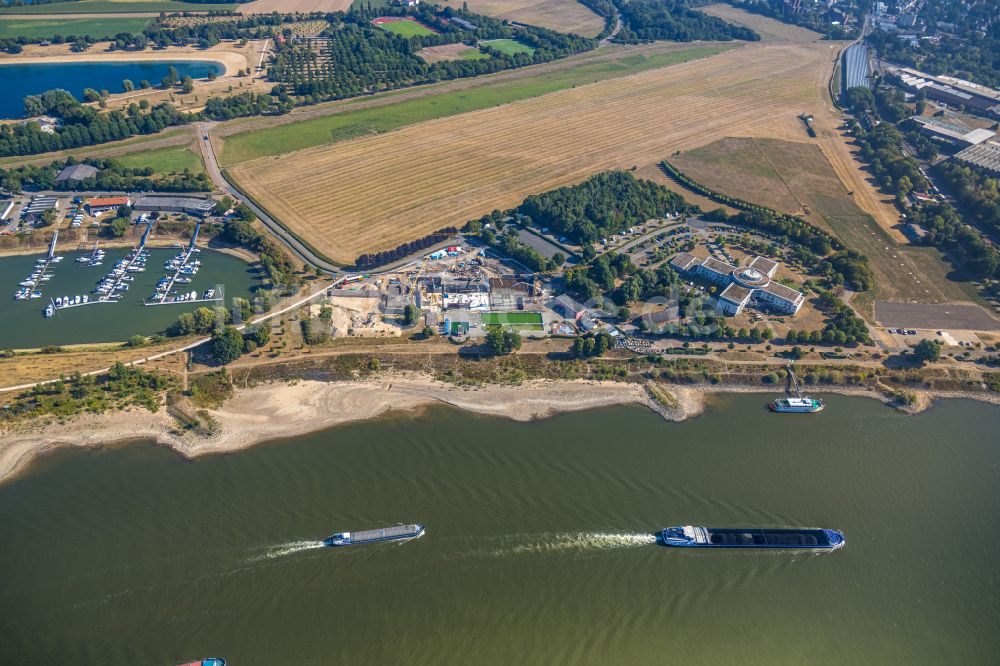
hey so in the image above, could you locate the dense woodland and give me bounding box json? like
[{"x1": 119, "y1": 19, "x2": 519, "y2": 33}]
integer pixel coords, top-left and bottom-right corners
[
  {"x1": 865, "y1": 0, "x2": 999, "y2": 87},
  {"x1": 614, "y1": 0, "x2": 758, "y2": 42},
  {"x1": 724, "y1": 0, "x2": 858, "y2": 39},
  {"x1": 517, "y1": 171, "x2": 696, "y2": 246},
  {"x1": 0, "y1": 157, "x2": 210, "y2": 193}
]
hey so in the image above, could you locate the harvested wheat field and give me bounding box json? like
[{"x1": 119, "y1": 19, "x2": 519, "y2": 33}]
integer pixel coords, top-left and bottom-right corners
[
  {"x1": 229, "y1": 35, "x2": 843, "y2": 263},
  {"x1": 438, "y1": 0, "x2": 605, "y2": 37}
]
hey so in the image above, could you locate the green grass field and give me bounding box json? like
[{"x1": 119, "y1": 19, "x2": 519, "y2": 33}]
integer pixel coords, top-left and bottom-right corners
[
  {"x1": 460, "y1": 47, "x2": 488, "y2": 60},
  {"x1": 114, "y1": 144, "x2": 204, "y2": 175},
  {"x1": 0, "y1": 0, "x2": 238, "y2": 14},
  {"x1": 376, "y1": 18, "x2": 435, "y2": 37},
  {"x1": 0, "y1": 16, "x2": 150, "y2": 39},
  {"x1": 220, "y1": 45, "x2": 732, "y2": 165},
  {"x1": 481, "y1": 38, "x2": 534, "y2": 56},
  {"x1": 0, "y1": 128, "x2": 190, "y2": 168},
  {"x1": 481, "y1": 312, "x2": 543, "y2": 325}
]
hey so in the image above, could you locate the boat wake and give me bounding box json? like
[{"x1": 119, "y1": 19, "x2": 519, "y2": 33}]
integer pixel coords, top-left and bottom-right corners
[
  {"x1": 488, "y1": 532, "x2": 657, "y2": 558},
  {"x1": 249, "y1": 540, "x2": 325, "y2": 561}
]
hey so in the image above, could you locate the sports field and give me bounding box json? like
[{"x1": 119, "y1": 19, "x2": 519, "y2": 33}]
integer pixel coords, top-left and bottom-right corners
[
  {"x1": 220, "y1": 45, "x2": 731, "y2": 165},
  {"x1": 227, "y1": 37, "x2": 839, "y2": 264},
  {"x1": 481, "y1": 38, "x2": 534, "y2": 56},
  {"x1": 0, "y1": 17, "x2": 151, "y2": 39},
  {"x1": 481, "y1": 311, "x2": 544, "y2": 331},
  {"x1": 0, "y1": 0, "x2": 238, "y2": 13},
  {"x1": 373, "y1": 17, "x2": 436, "y2": 37},
  {"x1": 672, "y1": 137, "x2": 978, "y2": 304},
  {"x1": 438, "y1": 0, "x2": 604, "y2": 37}
]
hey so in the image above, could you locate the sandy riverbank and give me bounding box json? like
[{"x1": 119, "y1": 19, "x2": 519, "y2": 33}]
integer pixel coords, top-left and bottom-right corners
[
  {"x1": 2, "y1": 376, "x2": 998, "y2": 485},
  {"x1": 0, "y1": 43, "x2": 249, "y2": 77}
]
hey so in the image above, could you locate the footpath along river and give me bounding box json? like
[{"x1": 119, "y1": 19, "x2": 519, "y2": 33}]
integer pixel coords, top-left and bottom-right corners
[{"x1": 0, "y1": 395, "x2": 997, "y2": 664}]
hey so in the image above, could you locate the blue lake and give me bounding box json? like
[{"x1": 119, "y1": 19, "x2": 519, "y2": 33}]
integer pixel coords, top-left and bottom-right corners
[{"x1": 0, "y1": 60, "x2": 225, "y2": 118}]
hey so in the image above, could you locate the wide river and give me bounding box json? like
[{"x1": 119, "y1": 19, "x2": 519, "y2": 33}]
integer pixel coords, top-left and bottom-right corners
[{"x1": 0, "y1": 395, "x2": 997, "y2": 664}]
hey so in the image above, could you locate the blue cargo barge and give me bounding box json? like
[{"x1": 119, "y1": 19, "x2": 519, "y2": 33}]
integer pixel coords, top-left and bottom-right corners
[
  {"x1": 660, "y1": 525, "x2": 844, "y2": 549},
  {"x1": 324, "y1": 524, "x2": 425, "y2": 547}
]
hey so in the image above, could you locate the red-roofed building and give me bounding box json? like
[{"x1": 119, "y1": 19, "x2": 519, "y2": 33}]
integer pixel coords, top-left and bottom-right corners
[{"x1": 86, "y1": 196, "x2": 131, "y2": 214}]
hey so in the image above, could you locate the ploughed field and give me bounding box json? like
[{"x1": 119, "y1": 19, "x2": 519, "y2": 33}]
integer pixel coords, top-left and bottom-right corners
[{"x1": 227, "y1": 41, "x2": 834, "y2": 264}]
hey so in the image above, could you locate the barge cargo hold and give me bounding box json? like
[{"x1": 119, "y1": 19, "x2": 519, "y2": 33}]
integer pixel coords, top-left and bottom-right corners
[
  {"x1": 324, "y1": 524, "x2": 425, "y2": 547},
  {"x1": 660, "y1": 525, "x2": 844, "y2": 549}
]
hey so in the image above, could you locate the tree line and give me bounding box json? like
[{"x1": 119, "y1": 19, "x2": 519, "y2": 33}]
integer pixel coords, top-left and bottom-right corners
[
  {"x1": 355, "y1": 227, "x2": 458, "y2": 269},
  {"x1": 0, "y1": 156, "x2": 210, "y2": 193}
]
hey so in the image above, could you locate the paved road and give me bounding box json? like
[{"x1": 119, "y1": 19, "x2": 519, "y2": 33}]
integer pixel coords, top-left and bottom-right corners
[
  {"x1": 600, "y1": 13, "x2": 623, "y2": 46},
  {"x1": 196, "y1": 122, "x2": 343, "y2": 273}
]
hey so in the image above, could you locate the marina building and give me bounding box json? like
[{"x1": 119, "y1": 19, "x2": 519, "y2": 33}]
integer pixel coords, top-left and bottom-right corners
[
  {"x1": 668, "y1": 253, "x2": 804, "y2": 316},
  {"x1": 86, "y1": 196, "x2": 130, "y2": 215},
  {"x1": 133, "y1": 196, "x2": 216, "y2": 217}
]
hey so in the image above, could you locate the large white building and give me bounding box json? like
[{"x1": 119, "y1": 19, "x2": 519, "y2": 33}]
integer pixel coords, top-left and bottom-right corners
[{"x1": 669, "y1": 253, "x2": 805, "y2": 316}]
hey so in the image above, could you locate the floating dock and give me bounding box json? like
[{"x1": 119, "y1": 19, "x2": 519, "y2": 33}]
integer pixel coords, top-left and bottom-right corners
[
  {"x1": 15, "y1": 230, "x2": 62, "y2": 302},
  {"x1": 47, "y1": 223, "x2": 152, "y2": 316},
  {"x1": 144, "y1": 223, "x2": 221, "y2": 306}
]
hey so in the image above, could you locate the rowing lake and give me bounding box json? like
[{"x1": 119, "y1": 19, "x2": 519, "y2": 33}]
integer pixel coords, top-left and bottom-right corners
[
  {"x1": 0, "y1": 395, "x2": 997, "y2": 664},
  {"x1": 0, "y1": 60, "x2": 225, "y2": 119},
  {"x1": 0, "y1": 247, "x2": 260, "y2": 348}
]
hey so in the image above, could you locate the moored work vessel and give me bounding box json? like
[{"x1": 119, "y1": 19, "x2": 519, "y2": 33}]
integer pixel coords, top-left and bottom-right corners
[
  {"x1": 324, "y1": 524, "x2": 425, "y2": 547},
  {"x1": 769, "y1": 396, "x2": 824, "y2": 413},
  {"x1": 660, "y1": 525, "x2": 844, "y2": 549}
]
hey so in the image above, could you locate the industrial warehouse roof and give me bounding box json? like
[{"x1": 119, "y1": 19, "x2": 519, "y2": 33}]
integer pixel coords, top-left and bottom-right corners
[
  {"x1": 955, "y1": 143, "x2": 1000, "y2": 176},
  {"x1": 55, "y1": 164, "x2": 98, "y2": 182},
  {"x1": 911, "y1": 117, "x2": 995, "y2": 146}
]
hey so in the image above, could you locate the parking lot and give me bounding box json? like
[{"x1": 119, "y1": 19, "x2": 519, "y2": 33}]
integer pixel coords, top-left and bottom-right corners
[{"x1": 875, "y1": 301, "x2": 1000, "y2": 332}]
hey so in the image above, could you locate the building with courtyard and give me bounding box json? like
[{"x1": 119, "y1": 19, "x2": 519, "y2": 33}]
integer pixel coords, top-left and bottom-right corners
[{"x1": 669, "y1": 253, "x2": 805, "y2": 316}]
